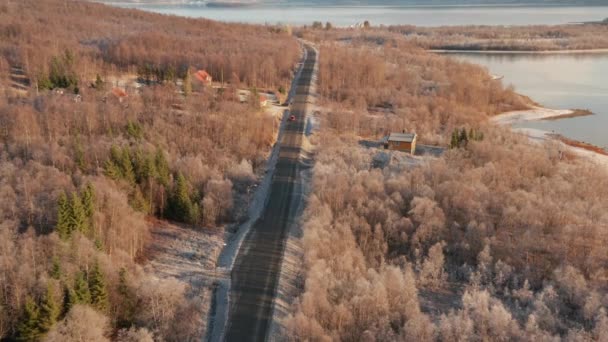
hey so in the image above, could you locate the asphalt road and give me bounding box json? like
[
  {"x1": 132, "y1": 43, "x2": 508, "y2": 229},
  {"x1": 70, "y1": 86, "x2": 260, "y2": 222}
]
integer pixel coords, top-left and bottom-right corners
[{"x1": 223, "y1": 44, "x2": 317, "y2": 342}]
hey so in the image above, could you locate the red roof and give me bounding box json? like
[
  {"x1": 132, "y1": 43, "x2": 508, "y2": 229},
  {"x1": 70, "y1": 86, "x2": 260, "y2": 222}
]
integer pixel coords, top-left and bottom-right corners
[
  {"x1": 195, "y1": 70, "x2": 212, "y2": 83},
  {"x1": 111, "y1": 87, "x2": 128, "y2": 98}
]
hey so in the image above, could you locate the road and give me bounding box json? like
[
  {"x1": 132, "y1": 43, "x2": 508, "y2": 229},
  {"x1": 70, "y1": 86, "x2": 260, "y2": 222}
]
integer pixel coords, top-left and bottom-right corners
[{"x1": 222, "y1": 43, "x2": 317, "y2": 342}]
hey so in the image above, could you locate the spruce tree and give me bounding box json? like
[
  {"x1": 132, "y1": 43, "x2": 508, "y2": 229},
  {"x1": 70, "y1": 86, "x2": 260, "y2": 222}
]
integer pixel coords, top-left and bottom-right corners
[
  {"x1": 56, "y1": 192, "x2": 71, "y2": 240},
  {"x1": 450, "y1": 130, "x2": 459, "y2": 149},
  {"x1": 104, "y1": 158, "x2": 122, "y2": 180},
  {"x1": 89, "y1": 262, "x2": 109, "y2": 312},
  {"x1": 81, "y1": 183, "x2": 95, "y2": 220},
  {"x1": 459, "y1": 128, "x2": 469, "y2": 147},
  {"x1": 72, "y1": 271, "x2": 91, "y2": 305},
  {"x1": 16, "y1": 297, "x2": 41, "y2": 342},
  {"x1": 120, "y1": 147, "x2": 136, "y2": 185},
  {"x1": 63, "y1": 286, "x2": 74, "y2": 314},
  {"x1": 155, "y1": 148, "x2": 170, "y2": 186},
  {"x1": 70, "y1": 192, "x2": 87, "y2": 234},
  {"x1": 50, "y1": 257, "x2": 61, "y2": 280},
  {"x1": 183, "y1": 69, "x2": 192, "y2": 97},
  {"x1": 38, "y1": 283, "x2": 59, "y2": 333},
  {"x1": 117, "y1": 268, "x2": 135, "y2": 327},
  {"x1": 168, "y1": 173, "x2": 196, "y2": 223}
]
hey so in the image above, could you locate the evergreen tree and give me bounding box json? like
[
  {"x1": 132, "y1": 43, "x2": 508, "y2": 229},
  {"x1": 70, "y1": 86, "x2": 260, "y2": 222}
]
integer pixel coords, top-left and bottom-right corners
[
  {"x1": 117, "y1": 268, "x2": 135, "y2": 327},
  {"x1": 125, "y1": 121, "x2": 143, "y2": 141},
  {"x1": 94, "y1": 74, "x2": 104, "y2": 90},
  {"x1": 94, "y1": 238, "x2": 104, "y2": 252},
  {"x1": 70, "y1": 192, "x2": 87, "y2": 234},
  {"x1": 450, "y1": 130, "x2": 459, "y2": 149},
  {"x1": 50, "y1": 256, "x2": 61, "y2": 280},
  {"x1": 72, "y1": 271, "x2": 91, "y2": 305},
  {"x1": 73, "y1": 139, "x2": 86, "y2": 172},
  {"x1": 155, "y1": 149, "x2": 170, "y2": 186},
  {"x1": 89, "y1": 262, "x2": 109, "y2": 312},
  {"x1": 459, "y1": 128, "x2": 469, "y2": 147},
  {"x1": 63, "y1": 286, "x2": 74, "y2": 315},
  {"x1": 104, "y1": 158, "x2": 122, "y2": 180},
  {"x1": 167, "y1": 173, "x2": 197, "y2": 224},
  {"x1": 56, "y1": 192, "x2": 71, "y2": 240},
  {"x1": 119, "y1": 147, "x2": 136, "y2": 185},
  {"x1": 16, "y1": 297, "x2": 41, "y2": 342},
  {"x1": 183, "y1": 69, "x2": 192, "y2": 97},
  {"x1": 38, "y1": 283, "x2": 59, "y2": 333},
  {"x1": 130, "y1": 188, "x2": 151, "y2": 214},
  {"x1": 81, "y1": 183, "x2": 95, "y2": 220}
]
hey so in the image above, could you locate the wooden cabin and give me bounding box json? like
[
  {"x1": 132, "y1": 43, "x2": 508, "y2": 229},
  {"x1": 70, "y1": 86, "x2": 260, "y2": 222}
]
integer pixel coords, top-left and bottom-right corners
[{"x1": 386, "y1": 133, "x2": 417, "y2": 154}]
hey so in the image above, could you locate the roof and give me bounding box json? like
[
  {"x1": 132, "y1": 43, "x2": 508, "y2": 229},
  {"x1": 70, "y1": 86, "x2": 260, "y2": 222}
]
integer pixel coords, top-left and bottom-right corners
[
  {"x1": 195, "y1": 70, "x2": 212, "y2": 82},
  {"x1": 111, "y1": 87, "x2": 128, "y2": 98},
  {"x1": 388, "y1": 133, "x2": 417, "y2": 143}
]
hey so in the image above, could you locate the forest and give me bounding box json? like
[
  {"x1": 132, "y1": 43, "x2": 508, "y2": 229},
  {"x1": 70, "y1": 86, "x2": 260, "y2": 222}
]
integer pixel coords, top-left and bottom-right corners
[
  {"x1": 388, "y1": 23, "x2": 608, "y2": 51},
  {"x1": 0, "y1": 0, "x2": 299, "y2": 340},
  {"x1": 285, "y1": 34, "x2": 608, "y2": 340}
]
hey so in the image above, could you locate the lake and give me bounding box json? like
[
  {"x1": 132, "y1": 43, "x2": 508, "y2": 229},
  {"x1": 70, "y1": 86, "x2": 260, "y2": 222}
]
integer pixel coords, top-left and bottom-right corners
[
  {"x1": 115, "y1": 3, "x2": 608, "y2": 27},
  {"x1": 449, "y1": 52, "x2": 608, "y2": 149}
]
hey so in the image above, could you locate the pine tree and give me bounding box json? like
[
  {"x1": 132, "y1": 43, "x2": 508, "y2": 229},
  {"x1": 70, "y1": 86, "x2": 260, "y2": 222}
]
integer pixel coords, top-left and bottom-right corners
[
  {"x1": 70, "y1": 192, "x2": 87, "y2": 234},
  {"x1": 94, "y1": 238, "x2": 104, "y2": 252},
  {"x1": 50, "y1": 257, "x2": 61, "y2": 280},
  {"x1": 73, "y1": 139, "x2": 86, "y2": 172},
  {"x1": 16, "y1": 297, "x2": 41, "y2": 342},
  {"x1": 155, "y1": 148, "x2": 170, "y2": 186},
  {"x1": 81, "y1": 183, "x2": 95, "y2": 220},
  {"x1": 130, "y1": 188, "x2": 150, "y2": 214},
  {"x1": 56, "y1": 192, "x2": 71, "y2": 240},
  {"x1": 183, "y1": 69, "x2": 192, "y2": 97},
  {"x1": 459, "y1": 128, "x2": 469, "y2": 147},
  {"x1": 450, "y1": 130, "x2": 459, "y2": 149},
  {"x1": 63, "y1": 286, "x2": 74, "y2": 315},
  {"x1": 167, "y1": 173, "x2": 197, "y2": 223},
  {"x1": 38, "y1": 283, "x2": 59, "y2": 333},
  {"x1": 117, "y1": 268, "x2": 135, "y2": 327},
  {"x1": 89, "y1": 262, "x2": 109, "y2": 312},
  {"x1": 72, "y1": 271, "x2": 91, "y2": 305},
  {"x1": 120, "y1": 147, "x2": 136, "y2": 185},
  {"x1": 95, "y1": 74, "x2": 104, "y2": 90}
]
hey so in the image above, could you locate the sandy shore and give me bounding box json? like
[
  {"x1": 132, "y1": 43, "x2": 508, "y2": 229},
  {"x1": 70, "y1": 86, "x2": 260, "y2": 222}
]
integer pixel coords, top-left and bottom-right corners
[{"x1": 491, "y1": 106, "x2": 576, "y2": 125}]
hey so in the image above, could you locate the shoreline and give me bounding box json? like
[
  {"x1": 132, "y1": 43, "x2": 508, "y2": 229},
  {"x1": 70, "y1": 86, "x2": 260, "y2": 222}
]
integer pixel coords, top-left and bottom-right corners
[
  {"x1": 432, "y1": 48, "x2": 608, "y2": 54},
  {"x1": 494, "y1": 108, "x2": 608, "y2": 167},
  {"x1": 491, "y1": 106, "x2": 583, "y2": 125}
]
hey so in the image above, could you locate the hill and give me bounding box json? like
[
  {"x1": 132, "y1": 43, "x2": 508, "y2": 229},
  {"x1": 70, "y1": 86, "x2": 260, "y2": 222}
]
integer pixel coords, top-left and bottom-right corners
[{"x1": 0, "y1": 0, "x2": 298, "y2": 340}]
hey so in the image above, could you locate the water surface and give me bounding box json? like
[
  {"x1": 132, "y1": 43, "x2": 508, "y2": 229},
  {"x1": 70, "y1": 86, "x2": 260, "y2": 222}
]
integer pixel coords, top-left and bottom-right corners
[
  {"x1": 450, "y1": 52, "x2": 608, "y2": 148},
  {"x1": 116, "y1": 3, "x2": 608, "y2": 26}
]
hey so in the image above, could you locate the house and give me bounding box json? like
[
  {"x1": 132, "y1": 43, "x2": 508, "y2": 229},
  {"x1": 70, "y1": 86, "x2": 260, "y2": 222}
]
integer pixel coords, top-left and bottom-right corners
[
  {"x1": 195, "y1": 70, "x2": 212, "y2": 84},
  {"x1": 259, "y1": 95, "x2": 268, "y2": 107},
  {"x1": 111, "y1": 87, "x2": 128, "y2": 102},
  {"x1": 386, "y1": 132, "x2": 417, "y2": 154}
]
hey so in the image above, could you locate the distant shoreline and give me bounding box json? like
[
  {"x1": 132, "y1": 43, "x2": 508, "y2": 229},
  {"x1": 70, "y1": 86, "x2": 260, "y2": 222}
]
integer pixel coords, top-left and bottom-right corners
[{"x1": 432, "y1": 48, "x2": 608, "y2": 54}]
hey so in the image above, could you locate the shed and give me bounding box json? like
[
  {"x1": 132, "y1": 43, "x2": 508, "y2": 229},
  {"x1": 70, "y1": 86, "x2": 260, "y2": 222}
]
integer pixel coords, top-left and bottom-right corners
[{"x1": 386, "y1": 132, "x2": 417, "y2": 154}]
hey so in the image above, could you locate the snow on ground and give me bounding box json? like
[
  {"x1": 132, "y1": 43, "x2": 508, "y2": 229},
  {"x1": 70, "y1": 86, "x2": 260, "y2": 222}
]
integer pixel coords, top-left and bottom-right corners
[
  {"x1": 144, "y1": 221, "x2": 226, "y2": 337},
  {"x1": 492, "y1": 106, "x2": 573, "y2": 125},
  {"x1": 512, "y1": 127, "x2": 608, "y2": 169}
]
